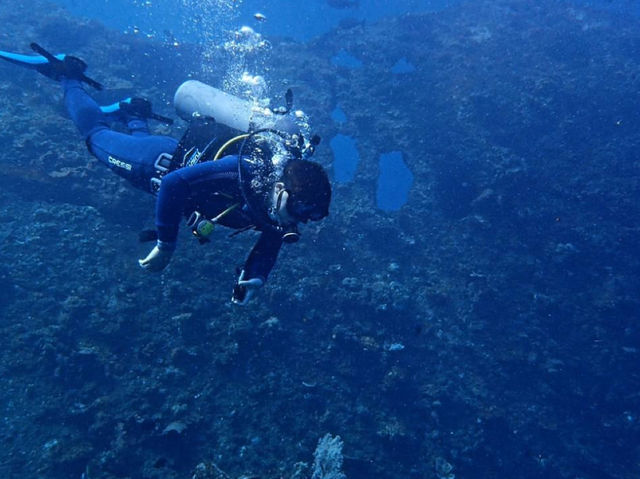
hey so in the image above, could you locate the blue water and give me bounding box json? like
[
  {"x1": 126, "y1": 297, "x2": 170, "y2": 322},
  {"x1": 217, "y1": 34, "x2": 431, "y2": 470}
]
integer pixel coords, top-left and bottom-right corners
[
  {"x1": 330, "y1": 134, "x2": 360, "y2": 183},
  {"x1": 52, "y1": 0, "x2": 462, "y2": 41},
  {"x1": 331, "y1": 105, "x2": 347, "y2": 124},
  {"x1": 376, "y1": 152, "x2": 413, "y2": 211},
  {"x1": 390, "y1": 58, "x2": 416, "y2": 75},
  {"x1": 331, "y1": 50, "x2": 363, "y2": 69}
]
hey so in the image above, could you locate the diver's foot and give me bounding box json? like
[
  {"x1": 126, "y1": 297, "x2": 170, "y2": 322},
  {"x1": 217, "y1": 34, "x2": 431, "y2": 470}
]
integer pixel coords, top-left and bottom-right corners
[
  {"x1": 100, "y1": 97, "x2": 173, "y2": 125},
  {"x1": 119, "y1": 98, "x2": 154, "y2": 119},
  {"x1": 120, "y1": 97, "x2": 173, "y2": 125},
  {"x1": 30, "y1": 43, "x2": 102, "y2": 90},
  {"x1": 38, "y1": 55, "x2": 87, "y2": 81}
]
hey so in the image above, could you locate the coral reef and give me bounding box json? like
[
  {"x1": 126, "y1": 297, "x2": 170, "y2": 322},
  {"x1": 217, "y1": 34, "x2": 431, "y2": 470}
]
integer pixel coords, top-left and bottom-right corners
[{"x1": 311, "y1": 434, "x2": 346, "y2": 479}]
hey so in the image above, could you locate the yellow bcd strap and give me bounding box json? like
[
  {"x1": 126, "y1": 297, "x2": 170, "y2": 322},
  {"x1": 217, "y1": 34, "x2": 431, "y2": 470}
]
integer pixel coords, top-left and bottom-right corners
[{"x1": 213, "y1": 134, "x2": 250, "y2": 161}]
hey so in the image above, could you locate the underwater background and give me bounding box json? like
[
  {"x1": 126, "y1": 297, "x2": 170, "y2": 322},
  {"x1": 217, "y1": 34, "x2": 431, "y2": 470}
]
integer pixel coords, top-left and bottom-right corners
[{"x1": 0, "y1": 0, "x2": 639, "y2": 478}]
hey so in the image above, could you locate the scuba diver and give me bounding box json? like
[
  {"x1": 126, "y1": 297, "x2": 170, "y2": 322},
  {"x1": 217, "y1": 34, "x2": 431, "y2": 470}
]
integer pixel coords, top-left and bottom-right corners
[{"x1": 0, "y1": 43, "x2": 331, "y2": 305}]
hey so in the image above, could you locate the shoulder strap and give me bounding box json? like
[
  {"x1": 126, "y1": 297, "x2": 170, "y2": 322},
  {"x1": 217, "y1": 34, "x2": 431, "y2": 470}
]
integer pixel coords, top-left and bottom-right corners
[{"x1": 173, "y1": 117, "x2": 245, "y2": 169}]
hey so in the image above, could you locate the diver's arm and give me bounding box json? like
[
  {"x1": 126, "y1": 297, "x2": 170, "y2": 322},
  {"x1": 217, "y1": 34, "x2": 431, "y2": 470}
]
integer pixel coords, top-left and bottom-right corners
[
  {"x1": 139, "y1": 170, "x2": 189, "y2": 271},
  {"x1": 232, "y1": 230, "x2": 283, "y2": 304},
  {"x1": 142, "y1": 159, "x2": 240, "y2": 272},
  {"x1": 244, "y1": 230, "x2": 284, "y2": 281},
  {"x1": 155, "y1": 170, "x2": 191, "y2": 245}
]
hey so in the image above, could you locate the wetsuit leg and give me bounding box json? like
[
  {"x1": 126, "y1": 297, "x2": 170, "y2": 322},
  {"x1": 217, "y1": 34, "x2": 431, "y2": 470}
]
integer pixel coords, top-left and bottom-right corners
[
  {"x1": 62, "y1": 78, "x2": 110, "y2": 138},
  {"x1": 127, "y1": 118, "x2": 151, "y2": 136},
  {"x1": 62, "y1": 79, "x2": 178, "y2": 193},
  {"x1": 101, "y1": 108, "x2": 150, "y2": 136}
]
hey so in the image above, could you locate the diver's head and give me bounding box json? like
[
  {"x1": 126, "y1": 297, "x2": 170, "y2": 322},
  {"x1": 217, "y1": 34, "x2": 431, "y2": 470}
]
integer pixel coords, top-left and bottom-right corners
[{"x1": 272, "y1": 160, "x2": 331, "y2": 225}]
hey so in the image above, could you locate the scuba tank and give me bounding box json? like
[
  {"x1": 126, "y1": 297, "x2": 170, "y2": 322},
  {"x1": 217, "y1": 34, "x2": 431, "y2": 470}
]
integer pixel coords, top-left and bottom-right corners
[
  {"x1": 174, "y1": 80, "x2": 274, "y2": 132},
  {"x1": 173, "y1": 80, "x2": 304, "y2": 136}
]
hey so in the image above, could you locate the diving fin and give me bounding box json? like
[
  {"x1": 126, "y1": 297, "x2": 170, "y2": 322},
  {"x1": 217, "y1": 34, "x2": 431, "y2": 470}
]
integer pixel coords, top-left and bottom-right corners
[
  {"x1": 30, "y1": 43, "x2": 103, "y2": 90},
  {"x1": 100, "y1": 97, "x2": 174, "y2": 125},
  {"x1": 0, "y1": 43, "x2": 103, "y2": 90},
  {"x1": 0, "y1": 47, "x2": 65, "y2": 69}
]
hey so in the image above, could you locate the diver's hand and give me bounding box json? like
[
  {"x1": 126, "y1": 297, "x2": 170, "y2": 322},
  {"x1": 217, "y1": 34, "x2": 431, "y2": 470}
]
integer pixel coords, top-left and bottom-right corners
[
  {"x1": 138, "y1": 242, "x2": 174, "y2": 272},
  {"x1": 232, "y1": 270, "x2": 264, "y2": 305}
]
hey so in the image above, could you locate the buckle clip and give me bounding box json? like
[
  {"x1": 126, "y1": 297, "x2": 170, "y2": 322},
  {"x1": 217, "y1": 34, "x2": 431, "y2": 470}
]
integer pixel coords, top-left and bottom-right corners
[
  {"x1": 149, "y1": 152, "x2": 174, "y2": 194},
  {"x1": 154, "y1": 152, "x2": 174, "y2": 173}
]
